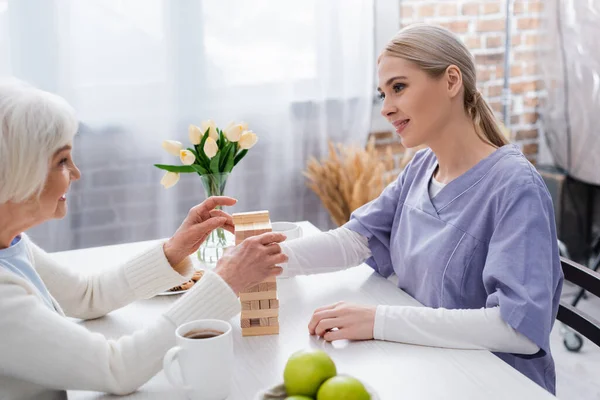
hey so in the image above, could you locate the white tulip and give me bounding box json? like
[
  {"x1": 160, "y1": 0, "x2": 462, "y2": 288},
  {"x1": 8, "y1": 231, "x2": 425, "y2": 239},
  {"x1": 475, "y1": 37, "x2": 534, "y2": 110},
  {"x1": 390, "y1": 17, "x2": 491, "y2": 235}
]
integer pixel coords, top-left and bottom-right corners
[
  {"x1": 161, "y1": 140, "x2": 183, "y2": 156},
  {"x1": 204, "y1": 137, "x2": 218, "y2": 159},
  {"x1": 180, "y1": 149, "x2": 196, "y2": 165},
  {"x1": 238, "y1": 130, "x2": 258, "y2": 149},
  {"x1": 201, "y1": 119, "x2": 219, "y2": 141},
  {"x1": 160, "y1": 172, "x2": 180, "y2": 189},
  {"x1": 224, "y1": 123, "x2": 244, "y2": 142},
  {"x1": 240, "y1": 121, "x2": 249, "y2": 131},
  {"x1": 189, "y1": 125, "x2": 203, "y2": 145}
]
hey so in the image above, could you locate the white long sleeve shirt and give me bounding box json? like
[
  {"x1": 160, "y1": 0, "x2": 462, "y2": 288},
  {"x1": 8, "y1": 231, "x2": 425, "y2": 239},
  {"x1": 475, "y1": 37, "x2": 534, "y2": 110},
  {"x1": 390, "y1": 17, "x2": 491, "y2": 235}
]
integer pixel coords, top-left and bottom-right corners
[
  {"x1": 0, "y1": 235, "x2": 240, "y2": 400},
  {"x1": 280, "y1": 227, "x2": 539, "y2": 355}
]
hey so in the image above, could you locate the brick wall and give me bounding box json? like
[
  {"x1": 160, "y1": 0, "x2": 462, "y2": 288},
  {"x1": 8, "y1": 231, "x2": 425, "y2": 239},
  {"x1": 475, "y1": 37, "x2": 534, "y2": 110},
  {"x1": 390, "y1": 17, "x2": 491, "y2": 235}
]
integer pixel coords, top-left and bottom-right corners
[{"x1": 371, "y1": 0, "x2": 544, "y2": 166}]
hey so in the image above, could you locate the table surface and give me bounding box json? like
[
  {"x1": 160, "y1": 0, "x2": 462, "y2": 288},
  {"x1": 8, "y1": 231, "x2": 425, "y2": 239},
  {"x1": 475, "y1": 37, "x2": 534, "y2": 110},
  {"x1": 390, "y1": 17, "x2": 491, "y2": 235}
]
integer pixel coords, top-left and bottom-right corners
[{"x1": 60, "y1": 221, "x2": 555, "y2": 400}]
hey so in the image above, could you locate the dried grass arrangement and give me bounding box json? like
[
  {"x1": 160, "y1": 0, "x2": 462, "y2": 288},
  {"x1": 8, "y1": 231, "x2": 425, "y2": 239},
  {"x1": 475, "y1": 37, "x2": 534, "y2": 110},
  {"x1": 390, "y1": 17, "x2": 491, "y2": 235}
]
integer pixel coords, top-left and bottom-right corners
[{"x1": 303, "y1": 138, "x2": 397, "y2": 226}]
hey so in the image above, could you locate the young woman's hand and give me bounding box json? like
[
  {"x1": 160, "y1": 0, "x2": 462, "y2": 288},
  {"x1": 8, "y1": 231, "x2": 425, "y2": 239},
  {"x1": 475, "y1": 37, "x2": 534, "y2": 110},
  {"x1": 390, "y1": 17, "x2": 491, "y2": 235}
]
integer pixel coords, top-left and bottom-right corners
[{"x1": 308, "y1": 301, "x2": 377, "y2": 341}]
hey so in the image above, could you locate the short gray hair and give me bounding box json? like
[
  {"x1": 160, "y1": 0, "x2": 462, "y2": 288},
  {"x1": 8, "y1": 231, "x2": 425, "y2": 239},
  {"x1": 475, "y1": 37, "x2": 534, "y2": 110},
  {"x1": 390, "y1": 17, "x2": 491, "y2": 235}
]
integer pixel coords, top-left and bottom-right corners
[{"x1": 0, "y1": 80, "x2": 78, "y2": 203}]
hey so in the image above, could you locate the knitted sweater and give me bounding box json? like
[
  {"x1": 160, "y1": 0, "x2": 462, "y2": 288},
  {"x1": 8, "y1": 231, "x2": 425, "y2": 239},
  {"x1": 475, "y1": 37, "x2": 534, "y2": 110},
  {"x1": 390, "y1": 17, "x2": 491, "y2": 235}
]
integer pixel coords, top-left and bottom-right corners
[{"x1": 0, "y1": 235, "x2": 240, "y2": 400}]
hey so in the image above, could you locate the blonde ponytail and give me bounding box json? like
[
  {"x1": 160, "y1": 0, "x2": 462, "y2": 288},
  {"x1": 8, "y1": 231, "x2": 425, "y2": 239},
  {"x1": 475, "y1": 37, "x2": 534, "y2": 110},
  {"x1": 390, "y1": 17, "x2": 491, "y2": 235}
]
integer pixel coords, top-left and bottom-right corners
[
  {"x1": 384, "y1": 24, "x2": 508, "y2": 147},
  {"x1": 467, "y1": 91, "x2": 509, "y2": 147}
]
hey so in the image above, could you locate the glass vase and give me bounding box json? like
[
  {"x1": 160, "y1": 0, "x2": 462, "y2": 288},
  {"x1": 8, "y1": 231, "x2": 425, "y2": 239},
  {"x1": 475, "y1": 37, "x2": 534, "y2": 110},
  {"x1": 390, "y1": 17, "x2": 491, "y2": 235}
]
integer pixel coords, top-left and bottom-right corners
[{"x1": 197, "y1": 172, "x2": 231, "y2": 268}]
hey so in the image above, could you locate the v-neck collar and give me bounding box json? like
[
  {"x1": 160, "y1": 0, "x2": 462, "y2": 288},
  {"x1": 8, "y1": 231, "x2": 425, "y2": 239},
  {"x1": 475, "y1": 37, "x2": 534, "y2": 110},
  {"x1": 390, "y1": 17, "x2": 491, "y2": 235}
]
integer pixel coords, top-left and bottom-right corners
[{"x1": 420, "y1": 144, "x2": 520, "y2": 217}]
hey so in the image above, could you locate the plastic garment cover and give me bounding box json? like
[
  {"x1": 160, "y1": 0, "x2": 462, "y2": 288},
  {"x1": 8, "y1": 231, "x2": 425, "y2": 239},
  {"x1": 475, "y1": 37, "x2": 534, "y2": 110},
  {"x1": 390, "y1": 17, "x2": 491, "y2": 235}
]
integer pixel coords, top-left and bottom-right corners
[{"x1": 539, "y1": 0, "x2": 600, "y2": 185}]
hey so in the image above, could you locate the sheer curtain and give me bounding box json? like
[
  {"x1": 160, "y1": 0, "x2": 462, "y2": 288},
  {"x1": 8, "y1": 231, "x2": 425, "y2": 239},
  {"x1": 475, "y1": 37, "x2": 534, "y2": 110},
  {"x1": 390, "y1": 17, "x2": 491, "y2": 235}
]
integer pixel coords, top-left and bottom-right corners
[{"x1": 0, "y1": 0, "x2": 375, "y2": 251}]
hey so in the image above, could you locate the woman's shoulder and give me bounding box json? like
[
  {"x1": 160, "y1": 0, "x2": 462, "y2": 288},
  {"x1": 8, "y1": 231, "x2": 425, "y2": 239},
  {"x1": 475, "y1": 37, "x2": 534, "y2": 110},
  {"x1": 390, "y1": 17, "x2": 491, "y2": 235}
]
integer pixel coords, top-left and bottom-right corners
[{"x1": 487, "y1": 144, "x2": 549, "y2": 196}]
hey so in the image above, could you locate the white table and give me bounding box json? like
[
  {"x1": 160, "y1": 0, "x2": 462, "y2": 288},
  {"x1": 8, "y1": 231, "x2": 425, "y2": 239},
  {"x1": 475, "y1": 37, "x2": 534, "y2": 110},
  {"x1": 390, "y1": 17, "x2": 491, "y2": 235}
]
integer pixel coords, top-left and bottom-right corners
[{"x1": 61, "y1": 221, "x2": 555, "y2": 400}]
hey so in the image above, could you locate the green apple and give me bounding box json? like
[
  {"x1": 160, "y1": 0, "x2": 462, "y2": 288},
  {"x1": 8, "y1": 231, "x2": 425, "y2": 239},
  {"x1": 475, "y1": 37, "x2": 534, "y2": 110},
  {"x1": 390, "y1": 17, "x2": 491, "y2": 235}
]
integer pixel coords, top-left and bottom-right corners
[
  {"x1": 316, "y1": 376, "x2": 371, "y2": 400},
  {"x1": 283, "y1": 349, "x2": 337, "y2": 397}
]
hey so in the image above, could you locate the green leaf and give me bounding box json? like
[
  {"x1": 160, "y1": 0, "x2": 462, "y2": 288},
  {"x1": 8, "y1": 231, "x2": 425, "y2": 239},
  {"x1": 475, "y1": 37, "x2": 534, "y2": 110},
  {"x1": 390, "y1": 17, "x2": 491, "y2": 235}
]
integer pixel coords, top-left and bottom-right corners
[
  {"x1": 224, "y1": 150, "x2": 235, "y2": 172},
  {"x1": 154, "y1": 164, "x2": 195, "y2": 173},
  {"x1": 195, "y1": 144, "x2": 210, "y2": 167},
  {"x1": 190, "y1": 164, "x2": 208, "y2": 175},
  {"x1": 219, "y1": 142, "x2": 233, "y2": 171},
  {"x1": 196, "y1": 129, "x2": 212, "y2": 171},
  {"x1": 223, "y1": 142, "x2": 237, "y2": 172},
  {"x1": 209, "y1": 152, "x2": 221, "y2": 174},
  {"x1": 218, "y1": 130, "x2": 225, "y2": 149},
  {"x1": 199, "y1": 128, "x2": 210, "y2": 152},
  {"x1": 233, "y1": 149, "x2": 248, "y2": 166}
]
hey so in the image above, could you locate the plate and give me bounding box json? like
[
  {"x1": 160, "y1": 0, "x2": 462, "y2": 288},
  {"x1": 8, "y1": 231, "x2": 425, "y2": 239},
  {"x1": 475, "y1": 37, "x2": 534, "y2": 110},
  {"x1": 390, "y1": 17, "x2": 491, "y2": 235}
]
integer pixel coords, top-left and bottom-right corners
[
  {"x1": 253, "y1": 380, "x2": 379, "y2": 400},
  {"x1": 156, "y1": 270, "x2": 205, "y2": 296}
]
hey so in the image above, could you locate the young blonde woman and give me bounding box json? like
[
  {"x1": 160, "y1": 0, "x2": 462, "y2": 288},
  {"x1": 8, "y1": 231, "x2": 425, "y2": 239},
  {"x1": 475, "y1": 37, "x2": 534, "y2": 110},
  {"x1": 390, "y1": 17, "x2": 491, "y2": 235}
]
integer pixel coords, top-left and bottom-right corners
[{"x1": 281, "y1": 24, "x2": 563, "y2": 394}]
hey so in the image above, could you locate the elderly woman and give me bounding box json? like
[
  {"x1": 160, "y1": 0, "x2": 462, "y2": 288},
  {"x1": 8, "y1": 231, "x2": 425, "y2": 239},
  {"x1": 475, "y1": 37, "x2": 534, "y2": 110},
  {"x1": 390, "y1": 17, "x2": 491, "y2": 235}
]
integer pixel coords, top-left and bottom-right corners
[{"x1": 0, "y1": 81, "x2": 287, "y2": 400}]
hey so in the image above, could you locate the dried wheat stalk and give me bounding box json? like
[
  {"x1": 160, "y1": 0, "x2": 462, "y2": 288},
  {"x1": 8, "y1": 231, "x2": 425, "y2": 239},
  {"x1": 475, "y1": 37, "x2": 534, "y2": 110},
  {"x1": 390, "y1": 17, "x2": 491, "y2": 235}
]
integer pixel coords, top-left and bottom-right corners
[{"x1": 303, "y1": 138, "x2": 397, "y2": 226}]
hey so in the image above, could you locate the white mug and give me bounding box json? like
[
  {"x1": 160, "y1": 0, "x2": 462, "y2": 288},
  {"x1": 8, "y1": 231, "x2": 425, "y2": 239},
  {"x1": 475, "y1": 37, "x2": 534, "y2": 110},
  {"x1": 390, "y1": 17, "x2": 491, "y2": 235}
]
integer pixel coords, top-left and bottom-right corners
[
  {"x1": 163, "y1": 320, "x2": 233, "y2": 400},
  {"x1": 271, "y1": 221, "x2": 303, "y2": 241}
]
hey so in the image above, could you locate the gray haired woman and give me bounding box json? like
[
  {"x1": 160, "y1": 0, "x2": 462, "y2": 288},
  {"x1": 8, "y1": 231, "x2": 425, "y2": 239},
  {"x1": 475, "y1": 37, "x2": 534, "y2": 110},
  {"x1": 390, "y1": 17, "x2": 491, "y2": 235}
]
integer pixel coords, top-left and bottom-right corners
[{"x1": 0, "y1": 80, "x2": 287, "y2": 399}]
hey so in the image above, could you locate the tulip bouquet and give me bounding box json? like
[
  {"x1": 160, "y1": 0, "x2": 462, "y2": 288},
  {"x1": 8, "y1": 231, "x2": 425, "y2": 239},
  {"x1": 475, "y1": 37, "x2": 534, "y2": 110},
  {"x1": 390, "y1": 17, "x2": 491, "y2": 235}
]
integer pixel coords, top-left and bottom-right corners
[
  {"x1": 155, "y1": 120, "x2": 258, "y2": 188},
  {"x1": 154, "y1": 120, "x2": 258, "y2": 266}
]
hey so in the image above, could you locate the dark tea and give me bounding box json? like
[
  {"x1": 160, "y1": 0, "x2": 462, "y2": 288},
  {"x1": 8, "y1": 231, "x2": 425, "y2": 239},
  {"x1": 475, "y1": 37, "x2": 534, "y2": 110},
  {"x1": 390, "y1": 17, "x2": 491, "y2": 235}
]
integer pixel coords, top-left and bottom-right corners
[{"x1": 183, "y1": 329, "x2": 224, "y2": 339}]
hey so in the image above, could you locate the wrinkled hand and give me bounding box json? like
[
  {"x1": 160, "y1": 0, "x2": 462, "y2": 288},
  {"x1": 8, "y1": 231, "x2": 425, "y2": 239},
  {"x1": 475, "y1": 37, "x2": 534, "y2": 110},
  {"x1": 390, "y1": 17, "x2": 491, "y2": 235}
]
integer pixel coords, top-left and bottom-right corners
[
  {"x1": 308, "y1": 301, "x2": 377, "y2": 342},
  {"x1": 163, "y1": 196, "x2": 237, "y2": 266},
  {"x1": 215, "y1": 232, "x2": 288, "y2": 294}
]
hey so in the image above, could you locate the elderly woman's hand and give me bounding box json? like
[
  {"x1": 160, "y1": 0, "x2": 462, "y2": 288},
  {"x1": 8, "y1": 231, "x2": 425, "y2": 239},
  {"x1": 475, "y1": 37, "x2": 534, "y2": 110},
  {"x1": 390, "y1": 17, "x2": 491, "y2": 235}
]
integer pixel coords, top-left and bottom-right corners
[
  {"x1": 215, "y1": 232, "x2": 288, "y2": 294},
  {"x1": 163, "y1": 196, "x2": 237, "y2": 267}
]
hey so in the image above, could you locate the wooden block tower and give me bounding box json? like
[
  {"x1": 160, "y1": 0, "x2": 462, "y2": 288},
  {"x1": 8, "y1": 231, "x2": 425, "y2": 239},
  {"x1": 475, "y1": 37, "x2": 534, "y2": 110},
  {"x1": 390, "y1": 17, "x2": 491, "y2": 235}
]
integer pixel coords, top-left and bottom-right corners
[{"x1": 232, "y1": 210, "x2": 279, "y2": 336}]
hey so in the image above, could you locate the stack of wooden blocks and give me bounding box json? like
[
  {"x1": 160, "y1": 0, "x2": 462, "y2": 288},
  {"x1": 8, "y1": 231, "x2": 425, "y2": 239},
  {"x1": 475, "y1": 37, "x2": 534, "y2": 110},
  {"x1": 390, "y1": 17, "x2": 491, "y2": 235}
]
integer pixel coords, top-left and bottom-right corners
[{"x1": 232, "y1": 210, "x2": 279, "y2": 337}]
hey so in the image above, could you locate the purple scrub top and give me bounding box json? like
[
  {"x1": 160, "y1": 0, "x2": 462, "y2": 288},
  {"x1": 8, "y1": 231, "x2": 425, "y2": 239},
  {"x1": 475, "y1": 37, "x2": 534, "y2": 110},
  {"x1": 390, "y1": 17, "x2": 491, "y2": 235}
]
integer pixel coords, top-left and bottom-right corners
[{"x1": 345, "y1": 144, "x2": 563, "y2": 394}]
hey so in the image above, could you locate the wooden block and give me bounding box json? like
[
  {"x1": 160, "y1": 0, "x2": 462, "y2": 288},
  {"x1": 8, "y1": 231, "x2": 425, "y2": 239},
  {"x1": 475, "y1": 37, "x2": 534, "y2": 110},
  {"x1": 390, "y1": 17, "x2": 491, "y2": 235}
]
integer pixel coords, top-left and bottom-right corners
[
  {"x1": 269, "y1": 299, "x2": 279, "y2": 309},
  {"x1": 267, "y1": 282, "x2": 277, "y2": 291},
  {"x1": 245, "y1": 213, "x2": 270, "y2": 224},
  {"x1": 241, "y1": 301, "x2": 251, "y2": 311},
  {"x1": 262, "y1": 276, "x2": 277, "y2": 283},
  {"x1": 260, "y1": 299, "x2": 270, "y2": 309},
  {"x1": 268, "y1": 317, "x2": 278, "y2": 326},
  {"x1": 259, "y1": 318, "x2": 270, "y2": 326},
  {"x1": 241, "y1": 308, "x2": 279, "y2": 319},
  {"x1": 241, "y1": 318, "x2": 251, "y2": 328},
  {"x1": 239, "y1": 291, "x2": 278, "y2": 301},
  {"x1": 250, "y1": 300, "x2": 260, "y2": 310},
  {"x1": 254, "y1": 221, "x2": 272, "y2": 231},
  {"x1": 232, "y1": 211, "x2": 270, "y2": 225},
  {"x1": 258, "y1": 283, "x2": 269, "y2": 291},
  {"x1": 242, "y1": 325, "x2": 279, "y2": 336},
  {"x1": 235, "y1": 226, "x2": 258, "y2": 241},
  {"x1": 243, "y1": 284, "x2": 260, "y2": 293},
  {"x1": 238, "y1": 225, "x2": 255, "y2": 234},
  {"x1": 234, "y1": 231, "x2": 251, "y2": 240},
  {"x1": 232, "y1": 214, "x2": 248, "y2": 225}
]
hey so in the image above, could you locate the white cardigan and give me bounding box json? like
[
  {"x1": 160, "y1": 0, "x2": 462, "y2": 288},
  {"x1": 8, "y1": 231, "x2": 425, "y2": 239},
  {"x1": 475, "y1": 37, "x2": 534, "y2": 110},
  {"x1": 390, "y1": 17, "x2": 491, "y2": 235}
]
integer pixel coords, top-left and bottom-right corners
[{"x1": 0, "y1": 236, "x2": 240, "y2": 400}]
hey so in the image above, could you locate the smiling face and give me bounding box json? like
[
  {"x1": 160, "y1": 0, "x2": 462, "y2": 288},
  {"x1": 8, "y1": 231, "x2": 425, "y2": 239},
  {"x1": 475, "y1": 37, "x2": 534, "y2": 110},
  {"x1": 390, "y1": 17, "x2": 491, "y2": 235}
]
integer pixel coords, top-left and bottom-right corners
[
  {"x1": 377, "y1": 55, "x2": 455, "y2": 149},
  {"x1": 36, "y1": 144, "x2": 81, "y2": 220}
]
